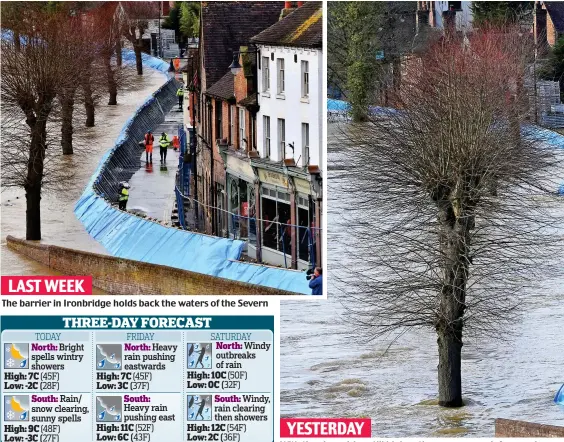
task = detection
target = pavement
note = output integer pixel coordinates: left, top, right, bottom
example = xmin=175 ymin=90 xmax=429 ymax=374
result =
xmin=126 ymin=106 xmax=184 ymax=221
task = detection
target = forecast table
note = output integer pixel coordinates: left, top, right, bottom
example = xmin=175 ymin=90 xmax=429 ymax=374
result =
xmin=0 ymin=316 xmax=274 ymax=442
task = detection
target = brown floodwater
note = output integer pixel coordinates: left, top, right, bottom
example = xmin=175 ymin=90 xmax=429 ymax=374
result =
xmin=1 ymin=67 xmax=167 ymax=288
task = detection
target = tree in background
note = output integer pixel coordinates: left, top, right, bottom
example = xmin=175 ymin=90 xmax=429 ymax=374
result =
xmin=328 ymin=2 xmax=382 ymax=122
xmin=540 ymin=36 xmax=564 ymax=101
xmin=471 ymin=1 xmax=533 ymax=27
xmin=334 ymin=27 xmax=561 ymax=407
xmin=328 ymin=2 xmax=418 ymax=121
xmin=121 ymin=1 xmax=159 ymax=75
xmin=179 ymin=2 xmax=200 ymax=39
xmin=1 ymin=6 xmax=78 ymax=239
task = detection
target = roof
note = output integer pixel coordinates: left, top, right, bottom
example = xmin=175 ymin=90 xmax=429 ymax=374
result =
xmin=238 ymin=93 xmax=257 ymax=108
xmin=251 ymin=2 xmax=322 ymax=48
xmin=545 ymin=2 xmax=564 ymax=33
xmin=205 ymin=71 xmax=234 ymax=100
xmin=201 ymin=1 xmax=284 ymax=87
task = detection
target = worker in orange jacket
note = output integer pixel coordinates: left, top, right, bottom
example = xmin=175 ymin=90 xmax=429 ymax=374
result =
xmin=144 ymin=131 xmax=154 ymax=163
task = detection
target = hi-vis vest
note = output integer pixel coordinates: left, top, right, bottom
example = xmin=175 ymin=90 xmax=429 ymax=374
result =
xmin=119 ymin=188 xmax=129 ymax=201
xmin=145 ymin=133 xmax=154 ymax=145
xmin=159 ymin=135 xmax=170 ymax=148
xmin=176 ymin=88 xmax=184 ymax=97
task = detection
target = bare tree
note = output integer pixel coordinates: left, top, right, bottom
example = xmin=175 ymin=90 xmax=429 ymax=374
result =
xmin=120 ymin=1 xmax=159 ymax=76
xmin=1 ymin=6 xmax=79 ymax=239
xmin=332 ymin=27 xmax=563 ymax=407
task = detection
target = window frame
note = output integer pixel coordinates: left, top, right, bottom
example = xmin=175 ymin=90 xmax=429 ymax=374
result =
xmin=277 ymin=57 xmax=285 ymax=95
xmin=262 ymin=56 xmax=270 ymax=93
xmin=301 ymin=122 xmax=310 ymax=166
xmin=263 ymin=115 xmax=271 ymax=158
xmin=239 ymin=107 xmax=245 ymax=150
xmin=278 ymin=118 xmax=285 ymax=160
xmin=301 ymin=60 xmax=309 ymax=98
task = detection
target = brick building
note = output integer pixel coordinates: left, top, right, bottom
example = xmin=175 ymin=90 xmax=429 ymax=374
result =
xmin=534 ymin=1 xmax=564 ymax=48
xmin=194 ymin=2 xmax=283 ymax=237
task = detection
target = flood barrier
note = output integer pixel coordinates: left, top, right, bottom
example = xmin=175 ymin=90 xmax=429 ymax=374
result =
xmin=74 ymin=50 xmax=311 ymax=295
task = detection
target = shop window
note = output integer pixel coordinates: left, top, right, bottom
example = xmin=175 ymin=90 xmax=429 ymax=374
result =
xmin=261 ymin=186 xmax=291 ymax=257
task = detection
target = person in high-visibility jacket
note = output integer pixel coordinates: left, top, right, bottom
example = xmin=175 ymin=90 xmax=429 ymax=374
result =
xmin=159 ymin=132 xmax=171 ymax=163
xmin=118 ymin=182 xmax=130 ymax=210
xmin=176 ymin=86 xmax=184 ymax=110
xmin=144 ymin=131 xmax=154 ymax=163
xmin=172 ymin=135 xmax=180 ymax=152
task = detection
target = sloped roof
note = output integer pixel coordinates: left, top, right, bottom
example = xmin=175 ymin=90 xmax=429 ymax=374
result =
xmin=201 ymin=1 xmax=284 ymax=87
xmin=251 ymin=2 xmax=322 ymax=48
xmin=206 ymin=71 xmax=234 ymax=100
xmin=545 ymin=2 xmax=564 ymax=33
xmin=238 ymin=93 xmax=257 ymax=108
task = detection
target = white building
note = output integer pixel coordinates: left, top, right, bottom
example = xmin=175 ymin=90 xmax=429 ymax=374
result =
xmin=417 ymin=1 xmax=473 ymax=33
xmin=250 ymin=1 xmax=323 ymax=270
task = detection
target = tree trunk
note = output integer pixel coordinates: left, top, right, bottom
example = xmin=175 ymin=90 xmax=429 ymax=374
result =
xmin=105 ymin=53 xmax=118 ymax=105
xmin=116 ymin=38 xmax=122 ymax=66
xmin=61 ymin=93 xmax=75 ymax=155
xmin=14 ymin=31 xmax=21 ymax=51
xmin=436 ymin=203 xmax=470 ymax=408
xmin=82 ymin=77 xmax=95 ymax=127
xmin=437 ymin=330 xmax=463 ymax=407
xmin=25 ymin=118 xmax=47 ymax=241
xmin=134 ymin=43 xmax=143 ymax=75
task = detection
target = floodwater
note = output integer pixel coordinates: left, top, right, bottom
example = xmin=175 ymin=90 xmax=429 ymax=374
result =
xmin=1 ymin=67 xmax=167 ymax=281
xmin=280 ymin=124 xmax=564 ymax=437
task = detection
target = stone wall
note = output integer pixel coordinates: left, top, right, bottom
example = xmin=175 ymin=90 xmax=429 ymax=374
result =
xmin=6 ymin=236 xmax=297 ymax=296
xmin=495 ymin=419 xmax=564 ymax=437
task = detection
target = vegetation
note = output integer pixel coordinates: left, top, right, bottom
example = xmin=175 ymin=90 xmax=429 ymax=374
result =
xmin=471 ymin=1 xmax=533 ymax=26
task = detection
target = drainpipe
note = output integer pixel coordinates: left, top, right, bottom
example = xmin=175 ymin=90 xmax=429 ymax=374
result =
xmin=255 ymin=180 xmax=262 ymax=262
xmin=290 ymin=189 xmax=297 ymax=269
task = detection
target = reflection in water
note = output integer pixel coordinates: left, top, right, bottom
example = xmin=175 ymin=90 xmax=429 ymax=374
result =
xmin=280 ymin=124 xmax=564 ymax=436
xmin=1 ymin=68 xmax=167 ymax=288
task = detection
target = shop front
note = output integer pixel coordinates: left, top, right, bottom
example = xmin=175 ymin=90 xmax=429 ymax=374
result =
xmin=225 ymin=155 xmax=257 ymax=254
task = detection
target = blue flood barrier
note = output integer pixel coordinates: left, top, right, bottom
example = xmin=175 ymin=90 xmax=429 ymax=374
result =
xmin=75 ymin=51 xmax=310 ymax=295
xmin=555 ymin=384 xmax=564 ymax=405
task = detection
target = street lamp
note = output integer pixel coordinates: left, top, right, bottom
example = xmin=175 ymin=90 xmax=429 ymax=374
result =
xmin=229 ymin=54 xmax=242 ymax=76
xmin=228 ymin=46 xmax=259 ymax=76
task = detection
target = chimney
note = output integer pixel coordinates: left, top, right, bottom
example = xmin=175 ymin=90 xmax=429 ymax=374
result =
xmin=281 ymin=1 xmax=296 ymax=20
xmin=442 ymin=9 xmax=456 ymax=37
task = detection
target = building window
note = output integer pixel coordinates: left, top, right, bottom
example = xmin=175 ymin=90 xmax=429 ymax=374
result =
xmin=261 ymin=185 xmax=291 ymax=257
xmin=278 ymin=118 xmax=285 ymax=160
xmin=215 ymin=102 xmax=222 ymax=140
xmin=263 ymin=116 xmax=271 ymax=158
xmin=448 ymin=1 xmax=462 ymax=10
xmin=301 ymin=123 xmax=309 ymax=166
xmin=297 ymin=194 xmax=312 ymax=263
xmin=239 ymin=107 xmax=245 ymax=150
xmin=277 ymin=58 xmax=285 ymax=94
xmin=230 ymin=105 xmax=236 ymax=146
xmin=301 ymin=60 xmax=309 ymax=98
xmin=262 ymin=56 xmax=270 ymax=92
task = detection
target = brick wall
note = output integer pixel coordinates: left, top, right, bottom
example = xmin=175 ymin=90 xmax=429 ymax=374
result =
xmin=547 ymin=13 xmax=557 ymax=46
xmin=495 ymin=419 xmax=564 ymax=437
xmin=7 ymin=236 xmax=298 ymax=295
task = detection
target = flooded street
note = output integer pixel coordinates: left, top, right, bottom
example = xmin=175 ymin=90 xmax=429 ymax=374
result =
xmin=1 ymin=67 xmax=167 ymax=277
xmin=280 ymin=124 xmax=564 ymax=436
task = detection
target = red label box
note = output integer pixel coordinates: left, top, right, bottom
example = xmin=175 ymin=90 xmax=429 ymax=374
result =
xmin=1 ymin=276 xmax=93 ymax=295
xmin=280 ymin=418 xmax=372 ymax=438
